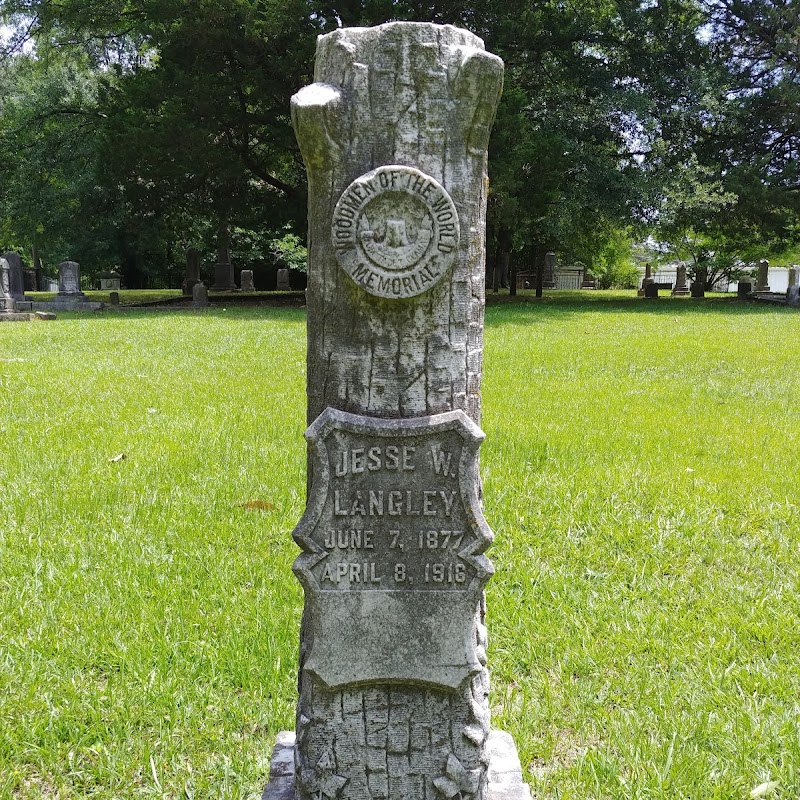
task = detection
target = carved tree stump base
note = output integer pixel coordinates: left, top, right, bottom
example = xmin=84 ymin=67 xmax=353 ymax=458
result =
xmin=262 ymin=730 xmax=531 ymax=800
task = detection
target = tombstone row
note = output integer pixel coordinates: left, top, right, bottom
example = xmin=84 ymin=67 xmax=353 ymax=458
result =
xmin=1 ymin=252 xmax=98 ymax=313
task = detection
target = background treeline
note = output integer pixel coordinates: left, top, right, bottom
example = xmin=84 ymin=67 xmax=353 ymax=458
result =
xmin=0 ymin=0 xmax=797 ymax=289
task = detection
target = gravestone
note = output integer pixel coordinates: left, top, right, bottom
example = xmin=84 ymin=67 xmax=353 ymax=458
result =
xmin=241 ymin=269 xmax=256 ymax=292
xmin=212 ymin=235 xmax=237 ymax=291
xmin=644 ymin=282 xmax=659 ymax=299
xmin=690 ymin=281 xmax=705 ymax=298
xmin=755 ymin=259 xmax=770 ymax=292
xmin=543 ymin=251 xmax=556 ymax=289
xmin=56 ymin=261 xmax=88 ymax=301
xmin=787 ymin=266 xmax=799 ymax=306
xmin=192 ymin=281 xmax=209 ymax=307
xmin=638 ymin=262 xmax=653 ymax=297
xmin=276 ymin=268 xmax=291 ymax=291
xmin=1 ymin=251 xmax=26 ymax=301
xmin=737 ymin=281 xmax=752 ymax=298
xmin=182 ymin=248 xmax=202 ymax=295
xmin=0 ymin=257 xmax=16 ymax=312
xmin=109 ymin=291 xmax=120 ymax=305
xmin=99 ymin=271 xmax=122 ymax=291
xmin=265 ymin=21 xmax=528 ymax=800
xmin=672 ymin=264 xmax=689 ymax=296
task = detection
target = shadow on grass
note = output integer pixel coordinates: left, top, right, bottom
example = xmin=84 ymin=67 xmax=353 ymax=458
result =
xmin=484 ymin=290 xmax=793 ymax=325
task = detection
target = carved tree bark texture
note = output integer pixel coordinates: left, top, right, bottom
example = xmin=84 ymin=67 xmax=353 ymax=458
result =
xmin=292 ymin=23 xmax=502 ymax=800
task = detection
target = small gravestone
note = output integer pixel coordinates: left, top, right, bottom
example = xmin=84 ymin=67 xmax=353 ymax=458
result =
xmin=738 ymin=281 xmax=752 ymax=298
xmin=672 ymin=264 xmax=689 ymax=295
xmin=644 ymin=282 xmax=659 ymax=298
xmin=56 ymin=261 xmax=88 ymax=301
xmin=109 ymin=291 xmax=120 ymax=305
xmin=690 ymin=281 xmax=705 ymax=298
xmin=99 ymin=271 xmax=122 ymax=291
xmin=787 ymin=266 xmax=799 ymax=306
xmin=182 ymin=248 xmax=202 ymax=296
xmin=240 ymin=269 xmax=256 ymax=292
xmin=543 ymin=251 xmax=556 ymax=289
xmin=755 ymin=259 xmax=770 ymax=292
xmin=265 ymin=21 xmax=528 ymax=800
xmin=192 ymin=281 xmax=209 ymax=307
xmin=1 ymin=251 xmax=26 ymax=301
xmin=276 ymin=268 xmax=291 ymax=291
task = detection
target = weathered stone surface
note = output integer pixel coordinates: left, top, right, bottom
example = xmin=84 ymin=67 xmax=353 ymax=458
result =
xmin=56 ymin=261 xmax=88 ymax=300
xmin=755 ymin=259 xmax=770 ymax=292
xmin=99 ymin=271 xmax=122 ymax=291
xmin=690 ymin=281 xmax=705 ymax=298
xmin=212 ymin=230 xmax=236 ymax=291
xmin=1 ymin=251 xmax=26 ymax=301
xmin=0 ymin=257 xmax=15 ymax=312
xmin=192 ymin=282 xmax=209 ymax=307
xmin=293 ymin=408 xmax=493 ymax=691
xmin=263 ymin=731 xmax=531 ymax=800
xmin=276 ymin=268 xmax=291 ymax=291
xmin=290 ymin=21 xmax=504 ymax=800
xmin=332 ymin=165 xmax=459 ymax=299
xmin=644 ymin=282 xmax=658 ymax=299
xmin=672 ymin=264 xmax=689 ymax=295
xmin=241 ymin=269 xmax=256 ymax=292
xmin=542 ymin=251 xmax=556 ymax=289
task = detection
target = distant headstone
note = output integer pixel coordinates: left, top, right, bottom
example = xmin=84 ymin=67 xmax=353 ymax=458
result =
xmin=543 ymin=251 xmax=556 ymax=289
xmin=99 ymin=271 xmax=122 ymax=291
xmin=1 ymin=251 xmax=26 ymax=301
xmin=240 ymin=269 xmax=255 ymax=292
xmin=638 ymin=263 xmax=653 ymax=296
xmin=644 ymin=282 xmax=659 ymax=298
xmin=109 ymin=291 xmax=120 ymax=305
xmin=212 ymin=235 xmax=236 ymax=291
xmin=23 ymin=269 xmax=37 ymax=292
xmin=672 ymin=264 xmax=690 ymax=295
xmin=755 ymin=259 xmax=770 ymax=292
xmin=0 ymin=257 xmax=16 ymax=312
xmin=192 ymin=281 xmax=209 ymax=307
xmin=276 ymin=268 xmax=291 ymax=291
xmin=269 ymin=20 xmax=529 ymax=800
xmin=737 ymin=281 xmax=752 ymax=298
xmin=690 ymin=281 xmax=705 ymax=298
xmin=787 ymin=266 xmax=799 ymax=306
xmin=182 ymin=248 xmax=202 ymax=296
xmin=56 ymin=261 xmax=88 ymax=301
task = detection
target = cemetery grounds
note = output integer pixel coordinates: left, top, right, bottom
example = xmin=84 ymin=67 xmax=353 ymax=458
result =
xmin=1 ymin=291 xmax=799 ymax=799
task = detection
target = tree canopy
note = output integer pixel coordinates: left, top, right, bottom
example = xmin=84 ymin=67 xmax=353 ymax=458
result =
xmin=0 ymin=0 xmax=796 ymax=287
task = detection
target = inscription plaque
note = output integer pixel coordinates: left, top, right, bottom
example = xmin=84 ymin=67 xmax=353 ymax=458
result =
xmin=293 ymin=407 xmax=493 ymax=691
xmin=332 ymin=165 xmax=460 ymax=300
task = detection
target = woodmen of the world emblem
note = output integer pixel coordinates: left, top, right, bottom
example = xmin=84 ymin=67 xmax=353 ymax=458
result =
xmin=332 ymin=165 xmax=460 ymax=300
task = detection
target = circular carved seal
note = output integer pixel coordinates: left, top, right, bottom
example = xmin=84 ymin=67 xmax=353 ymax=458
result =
xmin=332 ymin=166 xmax=460 ymax=300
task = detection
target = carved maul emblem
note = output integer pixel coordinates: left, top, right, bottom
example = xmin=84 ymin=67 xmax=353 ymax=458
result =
xmin=293 ymin=408 xmax=493 ymax=691
xmin=331 ymin=165 xmax=460 ymax=300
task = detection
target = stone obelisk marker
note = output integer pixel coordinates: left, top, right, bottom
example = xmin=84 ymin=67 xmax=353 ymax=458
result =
xmin=266 ymin=22 xmax=528 ymax=800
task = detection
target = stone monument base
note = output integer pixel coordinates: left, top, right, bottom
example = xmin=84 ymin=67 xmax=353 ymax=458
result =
xmin=0 ymin=311 xmax=33 ymax=322
xmin=32 ymin=300 xmax=103 ymax=312
xmin=262 ymin=730 xmax=531 ymax=800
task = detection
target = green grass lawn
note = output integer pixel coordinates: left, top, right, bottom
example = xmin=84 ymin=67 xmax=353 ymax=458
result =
xmin=1 ymin=292 xmax=799 ymax=798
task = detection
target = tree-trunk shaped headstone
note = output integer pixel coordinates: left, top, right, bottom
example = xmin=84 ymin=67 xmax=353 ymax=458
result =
xmin=286 ymin=22 xmax=520 ymax=800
